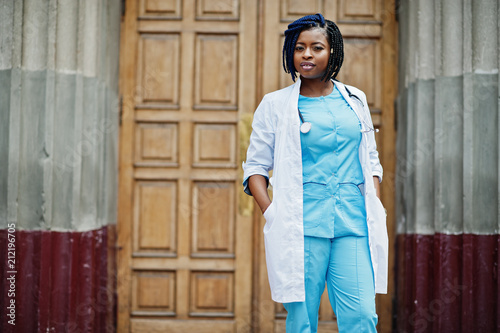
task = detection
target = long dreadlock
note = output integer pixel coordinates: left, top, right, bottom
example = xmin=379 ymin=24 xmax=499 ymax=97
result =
xmin=282 ymin=13 xmax=344 ymax=82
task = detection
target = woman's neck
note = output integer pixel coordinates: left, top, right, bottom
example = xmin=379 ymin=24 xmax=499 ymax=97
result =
xmin=299 ymin=77 xmax=333 ymax=97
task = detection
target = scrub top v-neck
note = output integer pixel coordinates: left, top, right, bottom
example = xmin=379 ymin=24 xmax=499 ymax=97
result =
xmin=299 ymin=84 xmax=367 ymax=238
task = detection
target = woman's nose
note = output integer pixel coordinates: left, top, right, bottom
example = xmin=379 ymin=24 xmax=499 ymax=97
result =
xmin=303 ymin=48 xmax=312 ymax=58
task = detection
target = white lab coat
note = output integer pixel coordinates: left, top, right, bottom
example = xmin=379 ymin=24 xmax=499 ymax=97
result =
xmin=243 ymin=78 xmax=388 ymax=303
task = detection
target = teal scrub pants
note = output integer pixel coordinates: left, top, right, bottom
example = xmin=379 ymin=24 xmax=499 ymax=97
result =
xmin=284 ymin=236 xmax=377 ymax=333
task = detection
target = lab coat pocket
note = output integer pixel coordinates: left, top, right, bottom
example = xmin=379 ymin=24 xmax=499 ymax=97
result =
xmin=367 ymin=194 xmax=387 ymax=243
xmin=370 ymin=194 xmax=387 ymax=220
xmin=366 ymin=191 xmax=388 ymax=294
xmin=263 ymin=201 xmax=276 ymax=234
xmin=366 ymin=193 xmax=386 ymax=234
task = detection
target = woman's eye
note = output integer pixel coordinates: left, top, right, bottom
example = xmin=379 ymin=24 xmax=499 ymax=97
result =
xmin=313 ymin=46 xmax=324 ymax=51
xmin=295 ymin=46 xmax=304 ymax=51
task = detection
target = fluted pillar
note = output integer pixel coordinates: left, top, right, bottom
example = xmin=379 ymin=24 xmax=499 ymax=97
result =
xmin=0 ymin=0 xmax=120 ymax=332
xmin=396 ymin=0 xmax=499 ymax=331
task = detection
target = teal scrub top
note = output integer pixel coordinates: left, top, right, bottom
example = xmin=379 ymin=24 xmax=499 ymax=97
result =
xmin=299 ymin=84 xmax=367 ymax=238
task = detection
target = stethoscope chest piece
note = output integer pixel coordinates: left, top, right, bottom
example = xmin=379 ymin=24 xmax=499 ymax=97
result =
xmin=298 ymin=108 xmax=311 ymax=134
xmin=300 ymin=122 xmax=311 ymax=134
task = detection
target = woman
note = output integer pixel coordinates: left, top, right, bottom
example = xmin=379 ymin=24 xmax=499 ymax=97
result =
xmin=242 ymin=13 xmax=388 ymax=332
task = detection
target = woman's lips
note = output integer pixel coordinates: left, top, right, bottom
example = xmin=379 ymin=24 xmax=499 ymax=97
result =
xmin=300 ymin=62 xmax=315 ymax=70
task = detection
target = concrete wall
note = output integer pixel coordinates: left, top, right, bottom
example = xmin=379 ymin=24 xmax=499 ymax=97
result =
xmin=0 ymin=0 xmax=120 ymax=232
xmin=396 ymin=0 xmax=499 ymax=331
xmin=0 ymin=0 xmax=121 ymax=331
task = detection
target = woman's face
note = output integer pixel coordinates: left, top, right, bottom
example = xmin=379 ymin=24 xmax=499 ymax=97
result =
xmin=293 ymin=28 xmax=330 ymax=80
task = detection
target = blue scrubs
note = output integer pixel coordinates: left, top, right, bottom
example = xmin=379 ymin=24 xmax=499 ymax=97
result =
xmin=283 ymin=85 xmax=377 ymax=332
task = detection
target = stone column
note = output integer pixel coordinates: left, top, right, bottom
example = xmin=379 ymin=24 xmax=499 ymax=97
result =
xmin=0 ymin=0 xmax=120 ymax=331
xmin=396 ymin=0 xmax=499 ymax=331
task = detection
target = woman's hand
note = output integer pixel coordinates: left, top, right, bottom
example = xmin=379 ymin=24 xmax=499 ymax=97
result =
xmin=248 ymin=175 xmax=272 ymax=214
xmin=373 ymin=176 xmax=381 ymax=200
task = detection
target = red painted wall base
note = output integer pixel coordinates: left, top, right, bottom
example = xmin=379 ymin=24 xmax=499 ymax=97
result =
xmin=0 ymin=226 xmax=116 ymax=333
xmin=396 ymin=233 xmax=500 ymax=333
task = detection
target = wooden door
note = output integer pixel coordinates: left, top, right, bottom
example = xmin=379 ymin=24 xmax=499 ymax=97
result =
xmin=254 ymin=1 xmax=397 ymax=332
xmin=117 ymin=0 xmax=258 ymax=332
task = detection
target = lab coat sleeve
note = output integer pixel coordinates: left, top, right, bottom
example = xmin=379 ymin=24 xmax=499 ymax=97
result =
xmin=242 ymin=95 xmax=276 ymax=196
xmin=360 ymin=91 xmax=383 ymax=182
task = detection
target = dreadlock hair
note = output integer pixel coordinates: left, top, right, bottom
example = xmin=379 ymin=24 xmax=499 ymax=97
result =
xmin=282 ymin=13 xmax=344 ymax=82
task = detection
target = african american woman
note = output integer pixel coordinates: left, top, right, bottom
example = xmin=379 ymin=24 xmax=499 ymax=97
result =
xmin=242 ymin=13 xmax=388 ymax=333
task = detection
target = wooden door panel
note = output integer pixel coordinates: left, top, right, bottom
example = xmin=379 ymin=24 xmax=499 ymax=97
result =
xmin=135 ymin=122 xmax=179 ymax=166
xmin=193 ymin=123 xmax=237 ymax=167
xmin=131 ymin=270 xmax=176 ymax=316
xmin=136 ymin=33 xmax=181 ymax=108
xmin=133 ymin=181 xmax=177 ymax=254
xmin=192 ymin=181 xmax=235 ymax=256
xmin=134 ymin=181 xmax=177 ymax=255
xmin=196 ymin=0 xmax=239 ymax=20
xmin=339 ymin=39 xmax=381 ymax=108
xmin=339 ymin=0 xmax=380 ymax=20
xmin=194 ymin=34 xmax=238 ymax=109
xmin=190 ymin=271 xmax=235 ymax=315
xmin=281 ymin=0 xmax=324 ymax=21
xmin=131 ymin=319 xmax=236 ymax=332
xmin=139 ymin=0 xmax=182 ymax=18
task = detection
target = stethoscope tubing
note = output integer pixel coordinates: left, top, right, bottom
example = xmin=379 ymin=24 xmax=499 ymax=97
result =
xmin=297 ymin=87 xmax=378 ymax=134
xmin=344 ymin=86 xmax=379 ymax=133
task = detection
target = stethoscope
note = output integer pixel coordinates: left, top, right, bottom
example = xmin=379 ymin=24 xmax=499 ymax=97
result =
xmin=298 ymin=108 xmax=312 ymax=133
xmin=297 ymin=86 xmax=379 ymax=134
